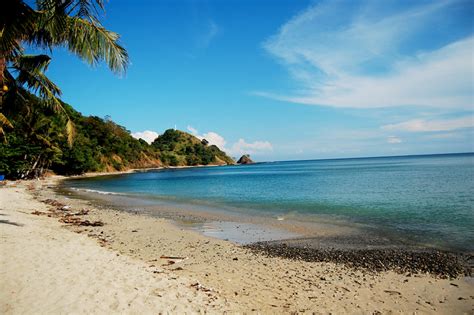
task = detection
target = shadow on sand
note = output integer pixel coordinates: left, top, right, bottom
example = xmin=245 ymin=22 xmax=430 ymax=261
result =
xmin=0 ymin=219 xmax=24 ymax=227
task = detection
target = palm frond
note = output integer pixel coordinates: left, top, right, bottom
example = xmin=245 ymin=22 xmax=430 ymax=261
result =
xmin=73 ymin=0 xmax=104 ymax=20
xmin=13 ymin=54 xmax=62 ymax=107
xmin=0 ymin=1 xmax=36 ymax=58
xmin=66 ymin=118 xmax=75 ymax=147
xmin=0 ymin=112 xmax=13 ymax=128
xmin=14 ymin=65 xmax=62 ymax=111
xmin=37 ymin=0 xmax=104 ymax=19
xmin=65 ymin=17 xmax=129 ymax=74
xmin=32 ymin=1 xmax=69 ymax=49
xmin=0 ymin=126 xmax=5 ymax=143
xmin=0 ymin=113 xmax=12 ymax=143
xmin=14 ymin=54 xmax=52 ymax=73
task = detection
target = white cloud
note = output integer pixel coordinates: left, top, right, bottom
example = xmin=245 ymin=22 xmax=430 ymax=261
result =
xmin=229 ymin=139 xmax=273 ymax=156
xmin=187 ymin=125 xmax=199 ymax=135
xmin=186 ymin=125 xmax=272 ymax=156
xmin=382 ymin=116 xmax=474 ymax=132
xmin=260 ymin=1 xmax=474 ymax=109
xmin=187 ymin=125 xmax=226 ymax=148
xmin=131 ymin=130 xmax=159 ymax=144
xmin=201 ymin=131 xmax=227 ymax=149
xmin=387 ymin=136 xmax=402 ymax=144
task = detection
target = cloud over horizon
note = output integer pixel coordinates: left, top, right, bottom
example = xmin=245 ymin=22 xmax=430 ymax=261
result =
xmin=187 ymin=125 xmax=273 ymax=157
xmin=387 ymin=136 xmax=402 ymax=144
xmin=382 ymin=116 xmax=473 ymax=132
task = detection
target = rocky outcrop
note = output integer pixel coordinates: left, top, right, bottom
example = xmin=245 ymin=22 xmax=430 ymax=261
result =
xmin=237 ymin=154 xmax=254 ymax=164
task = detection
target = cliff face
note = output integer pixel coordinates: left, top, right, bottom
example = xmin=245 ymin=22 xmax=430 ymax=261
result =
xmin=237 ymin=154 xmax=254 ymax=164
xmin=151 ymin=129 xmax=234 ymax=166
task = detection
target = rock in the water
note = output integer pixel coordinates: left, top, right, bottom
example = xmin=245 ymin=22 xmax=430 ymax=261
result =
xmin=237 ymin=154 xmax=254 ymax=164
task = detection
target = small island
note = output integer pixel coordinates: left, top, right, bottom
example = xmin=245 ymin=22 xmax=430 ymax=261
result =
xmin=237 ymin=154 xmax=254 ymax=164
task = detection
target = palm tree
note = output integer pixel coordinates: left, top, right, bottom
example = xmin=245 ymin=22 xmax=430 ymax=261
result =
xmin=0 ymin=0 xmax=129 ymax=143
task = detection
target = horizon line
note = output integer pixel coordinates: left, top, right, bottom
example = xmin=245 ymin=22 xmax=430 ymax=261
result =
xmin=258 ymin=151 xmax=474 ymax=164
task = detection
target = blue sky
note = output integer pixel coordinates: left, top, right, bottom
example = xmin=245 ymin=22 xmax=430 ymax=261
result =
xmin=42 ymin=0 xmax=473 ymax=161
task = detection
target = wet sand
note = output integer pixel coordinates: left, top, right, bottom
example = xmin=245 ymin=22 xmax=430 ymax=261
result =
xmin=60 ymin=183 xmax=381 ymax=244
xmin=1 ymin=177 xmax=473 ymax=313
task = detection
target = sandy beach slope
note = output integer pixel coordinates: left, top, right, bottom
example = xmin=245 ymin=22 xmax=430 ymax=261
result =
xmin=1 ymin=178 xmax=473 ymax=314
xmin=0 ymin=183 xmax=228 ymax=313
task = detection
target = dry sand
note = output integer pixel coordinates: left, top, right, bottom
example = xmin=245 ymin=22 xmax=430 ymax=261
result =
xmin=1 ymin=178 xmax=473 ymax=314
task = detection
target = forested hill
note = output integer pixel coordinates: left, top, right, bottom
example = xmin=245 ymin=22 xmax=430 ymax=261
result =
xmin=0 ymin=101 xmax=234 ymax=179
xmin=152 ymin=129 xmax=235 ymax=166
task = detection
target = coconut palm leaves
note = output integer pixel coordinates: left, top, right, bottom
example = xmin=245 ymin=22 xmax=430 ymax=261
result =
xmin=13 ymin=54 xmax=62 ymax=109
xmin=0 ymin=0 xmax=128 ymax=143
xmin=65 ymin=17 xmax=128 ymax=74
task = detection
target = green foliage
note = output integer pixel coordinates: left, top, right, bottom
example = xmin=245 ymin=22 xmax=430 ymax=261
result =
xmin=1 ymin=0 xmax=129 ymax=142
xmin=0 ymin=108 xmax=234 ymax=179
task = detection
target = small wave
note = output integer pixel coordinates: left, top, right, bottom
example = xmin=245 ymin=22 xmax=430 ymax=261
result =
xmin=70 ymin=188 xmax=123 ymax=195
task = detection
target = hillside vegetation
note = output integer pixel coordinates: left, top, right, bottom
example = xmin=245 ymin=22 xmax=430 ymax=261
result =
xmin=0 ymin=99 xmax=234 ymax=179
xmin=152 ymin=129 xmax=234 ymax=166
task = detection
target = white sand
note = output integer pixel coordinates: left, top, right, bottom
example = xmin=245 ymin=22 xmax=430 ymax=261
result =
xmin=0 ymin=186 xmax=228 ymax=313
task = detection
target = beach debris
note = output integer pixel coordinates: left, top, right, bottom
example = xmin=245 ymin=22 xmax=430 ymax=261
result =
xmin=97 ymin=237 xmax=108 ymax=247
xmin=384 ymin=290 xmax=402 ymax=296
xmin=59 ymin=216 xmax=104 ymax=227
xmin=340 ymin=286 xmax=351 ymax=292
xmin=31 ymin=210 xmax=47 ymax=216
xmin=60 ymin=205 xmax=71 ymax=211
xmin=160 ymin=255 xmax=187 ymax=260
xmin=80 ymin=220 xmax=104 ymax=227
xmin=190 ymin=282 xmax=213 ymax=292
xmin=59 ymin=216 xmax=81 ymax=224
xmin=42 ymin=199 xmax=66 ymax=207
xmin=73 ymin=209 xmax=89 ymax=216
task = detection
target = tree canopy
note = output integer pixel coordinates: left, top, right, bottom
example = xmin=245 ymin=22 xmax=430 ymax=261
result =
xmin=0 ymin=0 xmax=129 ymax=141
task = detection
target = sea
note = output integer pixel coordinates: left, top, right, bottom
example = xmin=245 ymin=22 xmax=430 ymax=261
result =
xmin=63 ymin=153 xmax=474 ymax=252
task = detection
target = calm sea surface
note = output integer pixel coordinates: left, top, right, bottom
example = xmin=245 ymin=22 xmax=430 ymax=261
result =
xmin=65 ymin=153 xmax=474 ymax=252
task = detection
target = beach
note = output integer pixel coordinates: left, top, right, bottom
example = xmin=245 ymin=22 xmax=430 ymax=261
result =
xmin=1 ymin=177 xmax=473 ymax=314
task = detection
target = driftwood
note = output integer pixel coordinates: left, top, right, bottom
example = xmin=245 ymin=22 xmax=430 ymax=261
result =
xmin=160 ymin=256 xmax=187 ymax=260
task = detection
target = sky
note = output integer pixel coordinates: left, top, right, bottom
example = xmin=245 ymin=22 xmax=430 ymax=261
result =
xmin=41 ymin=0 xmax=473 ymax=161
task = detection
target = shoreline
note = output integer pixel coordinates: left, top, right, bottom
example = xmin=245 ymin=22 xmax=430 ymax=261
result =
xmin=1 ymin=178 xmax=473 ymax=313
xmin=61 ymin=170 xmax=473 ymax=255
xmin=74 ymin=163 xmax=231 ymax=179
xmin=62 ymin=180 xmax=474 ymax=277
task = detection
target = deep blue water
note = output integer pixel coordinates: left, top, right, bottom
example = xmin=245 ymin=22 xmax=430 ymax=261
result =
xmin=66 ymin=153 xmax=474 ymax=252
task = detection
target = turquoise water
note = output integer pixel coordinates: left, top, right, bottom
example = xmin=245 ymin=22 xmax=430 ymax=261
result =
xmin=66 ymin=153 xmax=474 ymax=252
